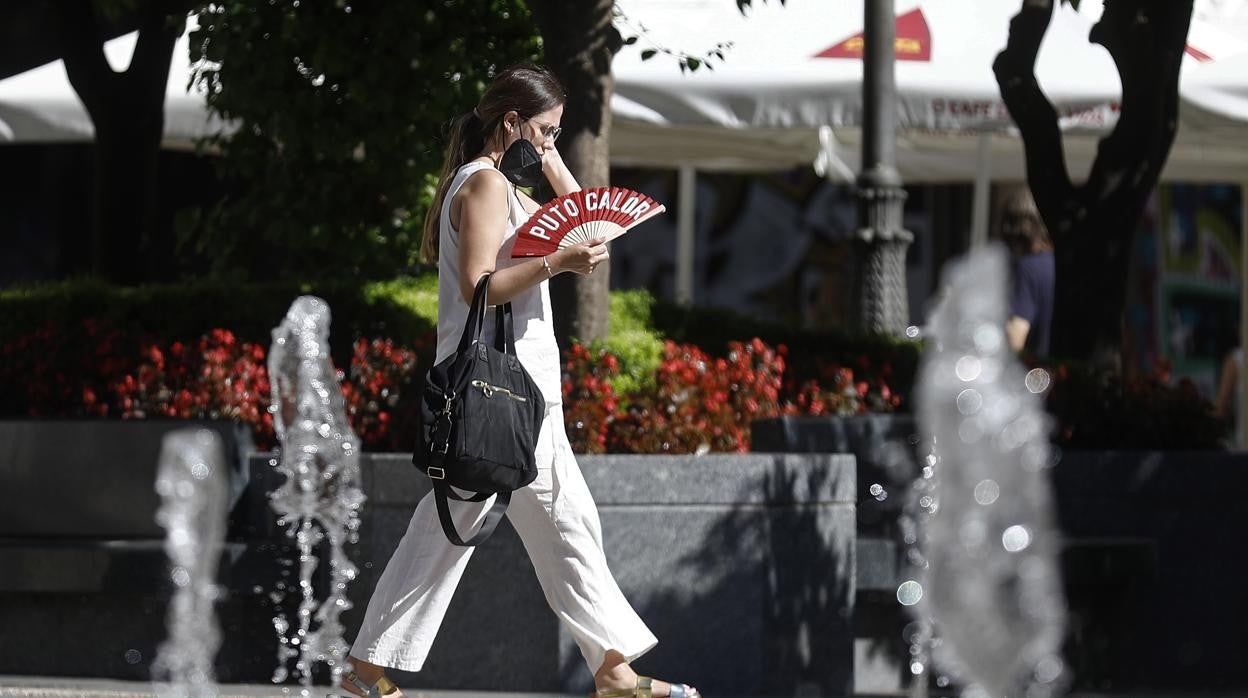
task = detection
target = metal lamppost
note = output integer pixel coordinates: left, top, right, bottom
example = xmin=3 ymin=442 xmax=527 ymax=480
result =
xmin=853 ymin=0 xmax=913 ymax=336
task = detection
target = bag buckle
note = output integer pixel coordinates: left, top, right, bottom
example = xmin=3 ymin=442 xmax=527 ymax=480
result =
xmin=427 ymin=466 xmax=446 ymax=480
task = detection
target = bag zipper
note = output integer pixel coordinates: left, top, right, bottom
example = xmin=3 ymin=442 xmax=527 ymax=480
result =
xmin=470 ymin=379 xmax=528 ymax=402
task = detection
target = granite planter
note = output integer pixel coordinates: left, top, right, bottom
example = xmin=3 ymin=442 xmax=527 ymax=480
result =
xmin=0 ymin=418 xmax=287 ymax=683
xmin=2 ymin=418 xmax=856 ymax=695
xmin=753 ymin=414 xmax=1248 ymax=694
xmin=342 ymin=452 xmax=858 ymax=697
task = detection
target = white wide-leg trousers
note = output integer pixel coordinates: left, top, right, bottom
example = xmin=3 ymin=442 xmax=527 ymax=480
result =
xmin=350 ymin=404 xmax=657 ymax=674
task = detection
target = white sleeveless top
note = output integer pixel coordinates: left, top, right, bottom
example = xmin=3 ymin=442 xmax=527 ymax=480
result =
xmin=436 ymin=161 xmax=562 ymax=407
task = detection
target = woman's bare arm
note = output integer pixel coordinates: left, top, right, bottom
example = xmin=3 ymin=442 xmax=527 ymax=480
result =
xmin=454 ymin=168 xmax=606 ymax=306
xmin=541 ymin=146 xmax=580 ymax=197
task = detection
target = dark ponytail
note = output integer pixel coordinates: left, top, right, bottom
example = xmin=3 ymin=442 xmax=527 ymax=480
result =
xmin=421 ymin=110 xmax=486 ymax=263
xmin=419 ymin=64 xmax=565 ymax=264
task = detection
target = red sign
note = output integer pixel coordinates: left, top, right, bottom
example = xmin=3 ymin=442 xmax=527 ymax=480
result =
xmin=815 ymin=7 xmax=932 ymax=62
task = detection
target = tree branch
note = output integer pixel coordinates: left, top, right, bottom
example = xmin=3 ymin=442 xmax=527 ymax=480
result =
xmin=126 ymin=2 xmax=182 ymax=112
xmin=1084 ymin=1 xmax=1191 ymax=211
xmin=57 ymin=0 xmax=114 ymax=115
xmin=129 ymin=3 xmax=182 ymax=85
xmin=993 ymin=0 xmax=1074 ymax=233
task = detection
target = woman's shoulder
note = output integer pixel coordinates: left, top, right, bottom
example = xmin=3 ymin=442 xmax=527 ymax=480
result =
xmin=456 ymin=161 xmax=509 ymax=196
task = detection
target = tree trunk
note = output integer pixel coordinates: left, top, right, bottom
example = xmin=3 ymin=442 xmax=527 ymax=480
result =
xmin=529 ymin=0 xmax=621 ymax=345
xmin=58 ymin=0 xmax=182 ymax=284
xmin=994 ymin=0 xmax=1191 ymax=364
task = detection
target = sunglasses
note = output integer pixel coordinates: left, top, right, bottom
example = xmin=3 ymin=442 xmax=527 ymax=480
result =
xmin=524 ymin=117 xmax=562 ymax=143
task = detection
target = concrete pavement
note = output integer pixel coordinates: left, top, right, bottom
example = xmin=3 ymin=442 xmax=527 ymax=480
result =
xmin=0 ymin=676 xmax=570 ymax=698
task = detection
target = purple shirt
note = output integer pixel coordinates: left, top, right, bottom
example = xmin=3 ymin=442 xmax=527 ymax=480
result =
xmin=1010 ymin=251 xmax=1055 ymax=357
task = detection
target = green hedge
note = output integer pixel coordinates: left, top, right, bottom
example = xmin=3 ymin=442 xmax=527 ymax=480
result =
xmin=0 ymin=276 xmax=439 ymax=364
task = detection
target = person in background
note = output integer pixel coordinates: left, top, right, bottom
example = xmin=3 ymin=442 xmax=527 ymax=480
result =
xmin=999 ymin=187 xmax=1055 ymax=358
xmin=1214 ymin=345 xmax=1242 ymax=446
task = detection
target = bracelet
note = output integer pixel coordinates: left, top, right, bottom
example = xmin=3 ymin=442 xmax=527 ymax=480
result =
xmin=541 ymin=256 xmax=554 ymax=278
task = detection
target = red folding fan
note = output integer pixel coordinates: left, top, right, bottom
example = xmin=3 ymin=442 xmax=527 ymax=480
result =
xmin=511 ymin=186 xmax=666 ymax=258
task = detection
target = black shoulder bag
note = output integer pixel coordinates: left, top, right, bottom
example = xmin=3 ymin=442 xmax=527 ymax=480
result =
xmin=412 ymin=274 xmax=545 ymax=546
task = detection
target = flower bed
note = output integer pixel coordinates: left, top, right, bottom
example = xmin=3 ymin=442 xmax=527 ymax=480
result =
xmin=1 ymin=280 xmax=1222 ymax=452
xmin=0 ymin=319 xmax=898 ymax=453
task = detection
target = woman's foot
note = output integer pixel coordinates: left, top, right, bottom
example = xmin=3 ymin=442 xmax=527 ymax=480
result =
xmin=593 ymin=650 xmax=699 ymax=698
xmin=338 ymin=656 xmax=403 ymax=697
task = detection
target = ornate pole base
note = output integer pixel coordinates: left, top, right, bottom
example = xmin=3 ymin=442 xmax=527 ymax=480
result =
xmin=852 ymin=183 xmax=914 ymax=336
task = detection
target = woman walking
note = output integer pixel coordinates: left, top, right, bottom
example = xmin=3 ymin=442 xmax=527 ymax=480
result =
xmin=337 ymin=64 xmax=699 ymax=698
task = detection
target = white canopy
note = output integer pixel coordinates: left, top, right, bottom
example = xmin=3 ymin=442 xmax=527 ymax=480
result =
xmin=1 ymin=3 xmax=1246 ymax=183
xmin=0 ymin=20 xmax=222 ymax=150
xmin=609 ymin=0 xmax=1248 ymax=183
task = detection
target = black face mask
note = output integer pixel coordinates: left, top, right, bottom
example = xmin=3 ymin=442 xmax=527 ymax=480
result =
xmin=499 ymin=137 xmax=543 ymax=188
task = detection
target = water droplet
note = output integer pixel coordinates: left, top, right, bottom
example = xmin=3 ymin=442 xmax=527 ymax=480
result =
xmin=1000 ymin=415 xmax=1036 ymax=451
xmin=960 ymin=519 xmax=987 ymax=548
xmin=171 ymin=566 xmax=191 ymax=587
xmin=1003 ymin=524 xmax=1033 ymax=552
xmin=905 ymin=325 xmax=921 ymax=338
xmin=955 ymin=355 xmax=982 ymax=381
xmin=896 ymin=580 xmax=923 ymax=606
xmin=910 ymin=661 xmax=925 ymax=675
xmin=869 ymin=483 xmax=884 ymax=496
xmin=1025 ymin=367 xmax=1052 ymax=393
xmin=973 ymin=323 xmax=1002 ymax=353
xmin=191 ymin=461 xmax=210 ymax=480
xmin=956 ymin=388 xmax=983 ymax=415
xmin=973 ymin=478 xmax=1000 ymax=505
xmin=901 ymin=621 xmax=925 ymax=643
xmin=124 ymin=649 xmax=142 ymax=664
xmin=1021 ymin=444 xmax=1048 ymax=471
xmin=1036 ymin=654 xmax=1064 ymax=683
xmin=958 ymin=418 xmax=984 ymax=443
xmin=936 ymin=676 xmax=950 ymax=687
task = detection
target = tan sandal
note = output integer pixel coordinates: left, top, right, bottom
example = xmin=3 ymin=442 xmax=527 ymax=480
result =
xmin=328 ymin=669 xmax=400 ymax=697
xmin=593 ymin=676 xmax=701 ymax=698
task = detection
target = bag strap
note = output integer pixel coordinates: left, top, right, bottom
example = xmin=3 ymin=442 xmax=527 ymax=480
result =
xmin=455 ymin=274 xmax=493 ymax=356
xmin=432 ymin=481 xmax=510 ymax=547
xmin=493 ymin=303 xmax=518 ymax=356
xmin=459 ymin=274 xmax=518 ymax=358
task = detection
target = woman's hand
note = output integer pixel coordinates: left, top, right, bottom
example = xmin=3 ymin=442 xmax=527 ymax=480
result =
xmin=540 ymin=145 xmax=580 ymax=197
xmin=551 ymin=238 xmax=609 ymax=275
